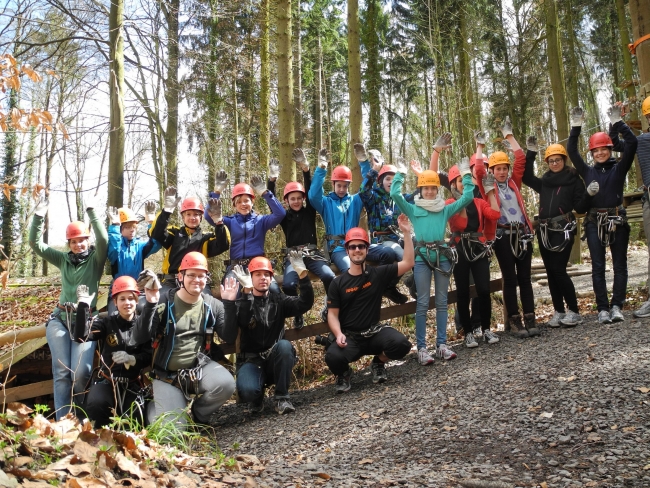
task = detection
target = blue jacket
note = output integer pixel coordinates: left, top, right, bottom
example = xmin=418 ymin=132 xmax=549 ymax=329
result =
xmin=108 ymin=224 xmax=161 ymax=279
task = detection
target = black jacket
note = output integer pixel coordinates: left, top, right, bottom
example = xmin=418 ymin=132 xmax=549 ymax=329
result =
xmin=74 ymin=302 xmax=155 ymax=380
xmin=223 ymin=276 xmax=314 ymax=353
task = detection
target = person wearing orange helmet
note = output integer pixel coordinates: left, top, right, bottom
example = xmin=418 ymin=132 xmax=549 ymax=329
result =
xmin=324 ymin=218 xmax=414 ymax=393
xmin=267 ymin=148 xmax=336 ymax=329
xmin=148 ymin=186 xmax=230 ymax=296
xmin=131 ymin=252 xmax=237 ymax=430
xmin=106 ymin=204 xmax=162 ymax=315
xmin=567 ymin=104 xmax=637 ymax=324
xmin=221 ymin=254 xmax=313 ymax=414
xmin=29 ymin=194 xmax=108 ymax=420
xmin=73 ymin=274 xmax=159 ymax=428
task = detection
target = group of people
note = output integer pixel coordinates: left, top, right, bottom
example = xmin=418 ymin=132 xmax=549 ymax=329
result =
xmin=29 ymin=96 xmax=649 ymax=429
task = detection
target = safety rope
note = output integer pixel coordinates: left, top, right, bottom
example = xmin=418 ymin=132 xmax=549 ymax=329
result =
xmin=414 ymin=239 xmax=458 ymax=277
xmin=538 ymin=215 xmax=577 ymax=253
xmin=503 ymin=222 xmax=534 ymax=259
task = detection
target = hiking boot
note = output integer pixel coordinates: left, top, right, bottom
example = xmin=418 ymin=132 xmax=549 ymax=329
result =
xmin=610 ymin=305 xmax=624 ymax=323
xmin=509 ymin=315 xmax=529 ymax=338
xmin=524 ymin=313 xmax=540 ymax=336
xmin=404 ymin=272 xmax=417 ymax=299
xmin=483 ymin=329 xmax=500 ymax=344
xmin=560 ymin=310 xmax=581 ymax=328
xmin=598 ymin=310 xmax=612 ymax=324
xmin=547 ymin=311 xmax=565 ymax=328
xmin=633 ymin=300 xmax=650 ymax=318
xmin=249 ymin=400 xmax=265 ymax=413
xmin=275 ymin=399 xmax=295 ymax=415
xmin=320 ymin=307 xmax=328 ymax=323
xmin=418 ymin=348 xmax=435 ymax=365
xmin=371 ymin=361 xmax=388 ymax=383
xmin=293 ymin=315 xmax=304 ymax=330
xmin=472 ymin=327 xmax=483 ymax=338
xmin=336 ymin=369 xmax=352 ymax=394
xmin=464 ymin=332 xmax=479 ymax=348
xmin=435 ymin=343 xmax=457 ymax=360
xmin=383 ymin=286 xmax=408 ymax=304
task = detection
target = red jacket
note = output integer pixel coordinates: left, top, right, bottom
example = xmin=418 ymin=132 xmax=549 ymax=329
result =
xmin=475 ymin=148 xmax=533 ymax=234
xmin=445 ymin=198 xmax=501 ymax=242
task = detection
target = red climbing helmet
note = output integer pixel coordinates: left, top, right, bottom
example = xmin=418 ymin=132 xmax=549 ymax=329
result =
xmin=447 ymin=165 xmax=461 ymax=184
xmin=377 ymin=165 xmax=397 ymax=182
xmin=179 ymin=252 xmax=209 ymax=272
xmin=112 ymin=276 xmax=140 ymax=297
xmin=331 ymin=166 xmax=353 ymax=182
xmin=248 ymin=256 xmax=273 ymax=275
xmin=180 ymin=196 xmax=204 ymax=213
xmin=66 ymin=221 xmax=90 ymax=240
xmin=344 ymin=227 xmax=370 ymax=246
xmin=283 ymin=181 xmax=306 ymax=199
xmin=469 ymin=153 xmax=488 ymax=168
xmin=588 ymin=132 xmax=614 ymax=151
xmin=232 ymin=183 xmax=254 ymax=200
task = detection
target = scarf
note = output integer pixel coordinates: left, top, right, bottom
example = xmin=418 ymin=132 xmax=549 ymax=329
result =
xmin=414 ymin=194 xmax=446 ymax=213
xmin=68 ymin=247 xmax=92 ymax=267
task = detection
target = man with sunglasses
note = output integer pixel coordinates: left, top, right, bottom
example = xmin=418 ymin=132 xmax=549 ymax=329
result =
xmin=324 ymin=215 xmax=415 ymax=393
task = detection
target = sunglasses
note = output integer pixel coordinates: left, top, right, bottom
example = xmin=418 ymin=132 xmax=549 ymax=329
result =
xmin=346 ymin=244 xmax=368 ymax=251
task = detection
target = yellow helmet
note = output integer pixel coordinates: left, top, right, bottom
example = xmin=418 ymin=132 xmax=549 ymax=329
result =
xmin=417 ymin=170 xmax=440 ymax=188
xmin=488 ymin=151 xmax=510 ymax=168
xmin=544 ymin=144 xmax=568 ymax=162
xmin=118 ymin=207 xmax=138 ymax=224
xmin=642 ymin=96 xmax=650 ymax=117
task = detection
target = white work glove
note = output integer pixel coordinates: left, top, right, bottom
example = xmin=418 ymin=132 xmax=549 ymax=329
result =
xmin=269 ymin=158 xmax=280 ymax=179
xmin=214 ymin=170 xmax=228 ymax=193
xmin=250 ymin=175 xmax=266 ymax=196
xmin=526 ymin=136 xmax=538 ymax=152
xmin=608 ymin=104 xmax=622 ymax=125
xmin=434 ymin=132 xmax=452 ymax=152
xmin=318 ymin=148 xmax=329 ymax=169
xmin=587 ymin=181 xmax=599 ymax=197
xmin=368 ymin=149 xmax=384 ymax=167
xmin=292 ymin=148 xmax=309 ymax=172
xmin=163 ymin=186 xmax=181 ymax=212
xmin=76 ymin=285 xmax=96 ymax=307
xmin=482 ymin=173 xmax=496 ymax=194
xmin=289 ymin=250 xmax=308 ymax=279
xmin=394 ymin=158 xmax=408 ymax=174
xmin=501 ymin=116 xmax=514 ymax=139
xmin=112 ymin=351 xmax=136 ymax=369
xmin=144 ymin=200 xmax=157 ymax=223
xmin=107 ymin=206 xmax=121 ymax=225
xmin=34 ymin=195 xmax=49 ymax=217
xmin=207 ymin=198 xmax=222 ymax=223
xmin=570 ymin=107 xmax=585 ymax=128
xmin=459 ymin=157 xmax=471 ymax=177
xmin=473 ymin=130 xmax=487 ymax=146
xmin=502 ymin=139 xmax=513 ymax=154
xmin=137 ymin=269 xmax=161 ymax=291
xmin=232 ymin=265 xmax=253 ymax=290
xmin=353 ymin=143 xmax=367 ymax=162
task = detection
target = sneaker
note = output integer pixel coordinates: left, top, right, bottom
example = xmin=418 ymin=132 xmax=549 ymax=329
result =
xmin=371 ymin=361 xmax=388 ymax=383
xmin=610 ymin=305 xmax=624 ymax=323
xmin=320 ymin=307 xmax=328 ymax=323
xmin=598 ymin=310 xmax=612 ymax=324
xmin=559 ymin=310 xmax=581 ymax=328
xmin=435 ymin=343 xmax=457 ymax=361
xmin=418 ymin=348 xmax=435 ymax=365
xmin=249 ymin=400 xmax=265 ymax=413
xmin=633 ymin=300 xmax=650 ymax=318
xmin=472 ymin=327 xmax=483 ymax=338
xmin=483 ymin=329 xmax=500 ymax=344
xmin=383 ymin=286 xmax=408 ymax=304
xmin=464 ymin=332 xmax=478 ymax=348
xmin=275 ymin=399 xmax=295 ymax=415
xmin=335 ymin=369 xmax=352 ymax=394
xmin=547 ymin=311 xmax=565 ymax=328
xmin=293 ymin=315 xmax=304 ymax=330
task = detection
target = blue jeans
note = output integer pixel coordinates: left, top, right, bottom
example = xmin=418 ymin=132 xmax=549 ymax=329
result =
xmin=584 ymin=221 xmax=629 ymax=311
xmin=379 ymin=240 xmax=404 ymax=260
xmin=283 ymin=256 xmax=335 ymax=295
xmin=330 ymin=244 xmax=396 ymax=273
xmin=236 ymin=340 xmax=296 ymax=403
xmin=414 ymin=259 xmax=451 ymax=350
xmin=46 ymin=314 xmax=96 ymax=420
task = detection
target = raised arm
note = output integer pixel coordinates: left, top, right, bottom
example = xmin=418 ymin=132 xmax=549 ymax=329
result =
xmin=28 ymin=197 xmax=65 ymax=268
xmin=428 ymin=132 xmax=452 ymax=171
xmin=567 ymin=107 xmax=588 ymax=177
xmin=396 ymin=214 xmax=414 ymax=277
xmin=522 ymin=136 xmax=542 ymax=194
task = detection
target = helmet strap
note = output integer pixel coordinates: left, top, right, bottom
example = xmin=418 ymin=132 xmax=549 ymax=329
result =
xmin=179 ymin=271 xmax=202 ymax=297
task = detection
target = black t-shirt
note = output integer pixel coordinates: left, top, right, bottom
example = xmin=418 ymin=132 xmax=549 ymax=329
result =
xmin=327 ymin=264 xmax=398 ymax=332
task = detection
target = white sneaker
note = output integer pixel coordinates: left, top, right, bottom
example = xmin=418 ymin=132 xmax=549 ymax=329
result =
xmin=435 ymin=344 xmax=457 ymax=361
xmin=547 ymin=311 xmax=565 ymax=328
xmin=483 ymin=329 xmax=500 ymax=344
xmin=418 ymin=348 xmax=435 ymax=365
xmin=633 ymin=300 xmax=650 ymax=318
xmin=465 ymin=332 xmax=479 ymax=348
xmin=472 ymin=327 xmax=483 ymax=337
xmin=560 ymin=310 xmax=581 ymax=328
xmin=598 ymin=310 xmax=612 ymax=324
xmin=610 ymin=305 xmax=624 ymax=323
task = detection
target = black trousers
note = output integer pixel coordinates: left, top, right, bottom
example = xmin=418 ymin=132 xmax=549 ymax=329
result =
xmin=453 ymin=252 xmax=492 ymax=334
xmin=493 ymin=235 xmax=534 ymax=317
xmin=537 ymin=232 xmax=578 ymax=313
xmin=85 ymin=380 xmax=142 ymax=429
xmin=325 ymin=327 xmax=411 ymax=376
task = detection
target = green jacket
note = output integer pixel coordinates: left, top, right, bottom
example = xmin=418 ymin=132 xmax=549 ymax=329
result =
xmin=29 ymin=208 xmax=108 ymax=313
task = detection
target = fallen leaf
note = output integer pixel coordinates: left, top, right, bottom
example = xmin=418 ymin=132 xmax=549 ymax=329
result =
xmin=622 ymin=426 xmax=636 ymax=432
xmin=637 ymin=387 xmax=650 ymax=393
xmin=312 ymin=472 xmax=331 ymax=480
xmin=66 ymin=476 xmax=109 ymax=488
xmin=443 ymin=426 xmax=457 ymax=431
xmin=73 ymin=440 xmax=99 ymax=464
xmin=358 ymin=459 xmax=373 ymax=465
xmin=587 ymin=433 xmax=602 ymax=442
xmin=539 ymin=412 xmax=554 ymax=418
xmin=67 ymin=463 xmax=94 ymax=476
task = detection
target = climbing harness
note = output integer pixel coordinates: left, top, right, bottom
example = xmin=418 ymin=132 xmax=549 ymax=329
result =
xmin=538 ymin=214 xmax=577 ymax=253
xmin=283 ymin=244 xmax=327 ymax=262
xmin=413 ymin=239 xmax=458 ymax=277
xmin=497 ymin=222 xmax=534 ymax=259
xmin=585 ymin=207 xmax=626 ymax=247
xmin=322 ymin=234 xmax=345 ymax=263
xmin=451 ymin=231 xmax=491 ymax=262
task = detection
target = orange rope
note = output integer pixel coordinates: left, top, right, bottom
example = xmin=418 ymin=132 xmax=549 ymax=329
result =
xmin=628 ymin=33 xmax=650 ymax=55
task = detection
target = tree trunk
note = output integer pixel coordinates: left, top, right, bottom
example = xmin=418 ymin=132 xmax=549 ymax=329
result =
xmin=260 ymin=0 xmax=270 ymax=171
xmin=277 ymin=0 xmax=296 ymax=184
xmin=458 ymin=10 xmax=474 ymax=149
xmin=233 ymin=73 xmax=240 ymax=182
xmin=293 ymin=0 xmax=303 ymax=147
xmin=498 ymin=0 xmax=517 ymax=131
xmin=629 ymin=0 xmax=650 ymax=132
xmin=348 ymin=0 xmax=363 ymax=186
xmin=544 ymin=0 xmax=569 ymax=143
xmin=1 ymin=89 xmax=18 ymax=264
xmin=314 ymin=34 xmax=323 ymax=151
xmin=564 ymin=0 xmax=579 ymax=107
xmin=108 ymin=0 xmax=125 ymax=207
xmin=365 ymin=0 xmax=382 ymax=151
xmin=164 ymin=0 xmax=179 ymax=189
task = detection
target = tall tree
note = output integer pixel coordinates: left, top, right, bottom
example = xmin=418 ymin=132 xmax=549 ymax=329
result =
xmin=108 ymin=0 xmax=125 ymax=207
xmin=260 ymin=0 xmax=271 ymax=170
xmin=277 ymin=0 xmax=296 ymax=184
xmin=348 ymin=0 xmax=362 ymax=185
xmin=163 ymin=0 xmax=180 ymax=189
xmin=545 ymin=0 xmax=569 ymax=143
xmin=362 ymin=0 xmax=383 ymax=151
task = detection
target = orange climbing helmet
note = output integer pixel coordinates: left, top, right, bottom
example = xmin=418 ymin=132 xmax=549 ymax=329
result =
xmin=248 ymin=256 xmax=273 ymax=275
xmin=283 ymin=182 xmax=306 ymax=199
xmin=344 ymin=227 xmax=370 ymax=246
xmin=66 ymin=221 xmax=90 ymax=240
xmin=488 ymin=151 xmax=510 ymax=168
xmin=642 ymin=96 xmax=650 ymax=117
xmin=118 ymin=207 xmax=138 ymax=224
xmin=179 ymin=252 xmax=209 ymax=272
xmin=232 ymin=183 xmax=255 ymax=200
xmin=112 ymin=276 xmax=140 ymax=297
xmin=331 ymin=166 xmax=353 ymax=182
xmin=180 ymin=196 xmax=204 ymax=213
xmin=544 ymin=144 xmax=568 ymax=162
xmin=588 ymin=132 xmax=614 ymax=151
xmin=417 ymin=170 xmax=440 ymax=188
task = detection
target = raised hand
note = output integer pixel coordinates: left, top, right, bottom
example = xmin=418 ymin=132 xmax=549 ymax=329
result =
xmin=434 ymin=132 xmax=452 ymax=152
xmin=368 ymin=149 xmax=384 ymax=168
xmin=288 ymin=250 xmax=308 ymax=279
xmin=587 ymin=181 xmax=599 ymax=197
xmin=137 ymin=269 xmax=160 ymax=291
xmin=163 ymin=186 xmax=181 ymax=212
xmin=269 ymin=158 xmax=280 ymax=179
xmin=107 ymin=206 xmax=121 ymax=225
xmin=353 ymin=143 xmax=367 ymax=162
xmin=111 ymin=351 xmax=136 ymax=369
xmin=459 ymin=156 xmax=471 ymax=176
xmin=76 ymin=284 xmax=95 ymax=306
xmin=250 ymin=175 xmax=266 ymax=196
xmin=608 ymin=104 xmax=622 ymax=125
xmin=220 ymin=276 xmax=240 ymax=301
xmin=33 ymin=194 xmax=49 ymax=217
xmin=292 ymin=148 xmax=309 ymax=171
xmin=570 ymin=107 xmax=585 ymax=127
xmin=474 ymin=130 xmax=487 ymax=146
xmin=393 ymin=158 xmax=408 ymax=174
xmin=207 ymin=198 xmax=222 ymax=223
xmin=409 ymin=159 xmax=422 ymax=176
xmin=397 ymin=213 xmax=413 ymax=235
xmin=502 ymin=139 xmax=513 ymax=154
xmin=214 ymin=170 xmax=228 ymax=193
xmin=526 ymin=136 xmax=538 ymax=152
xmin=232 ymin=265 xmax=253 ymax=291
xmin=482 ymin=173 xmax=496 ymax=194
xmin=144 ymin=200 xmax=157 ymax=223
xmin=501 ymin=116 xmax=514 ymax=139
xmin=318 ymin=148 xmax=329 ymax=169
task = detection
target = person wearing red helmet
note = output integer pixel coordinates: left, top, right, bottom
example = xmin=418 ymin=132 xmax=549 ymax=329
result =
xmin=131 ymin=252 xmax=237 ymax=430
xmin=567 ymin=104 xmax=638 ymax=324
xmin=324 ymin=217 xmax=414 ymax=393
xmin=222 ymin=254 xmax=313 ymax=414
xmin=149 ymin=186 xmax=230 ymax=295
xmin=73 ymin=274 xmax=159 ymax=428
xmin=267 ymin=149 xmax=336 ymax=329
xmin=29 ymin=194 xmax=108 ymax=420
